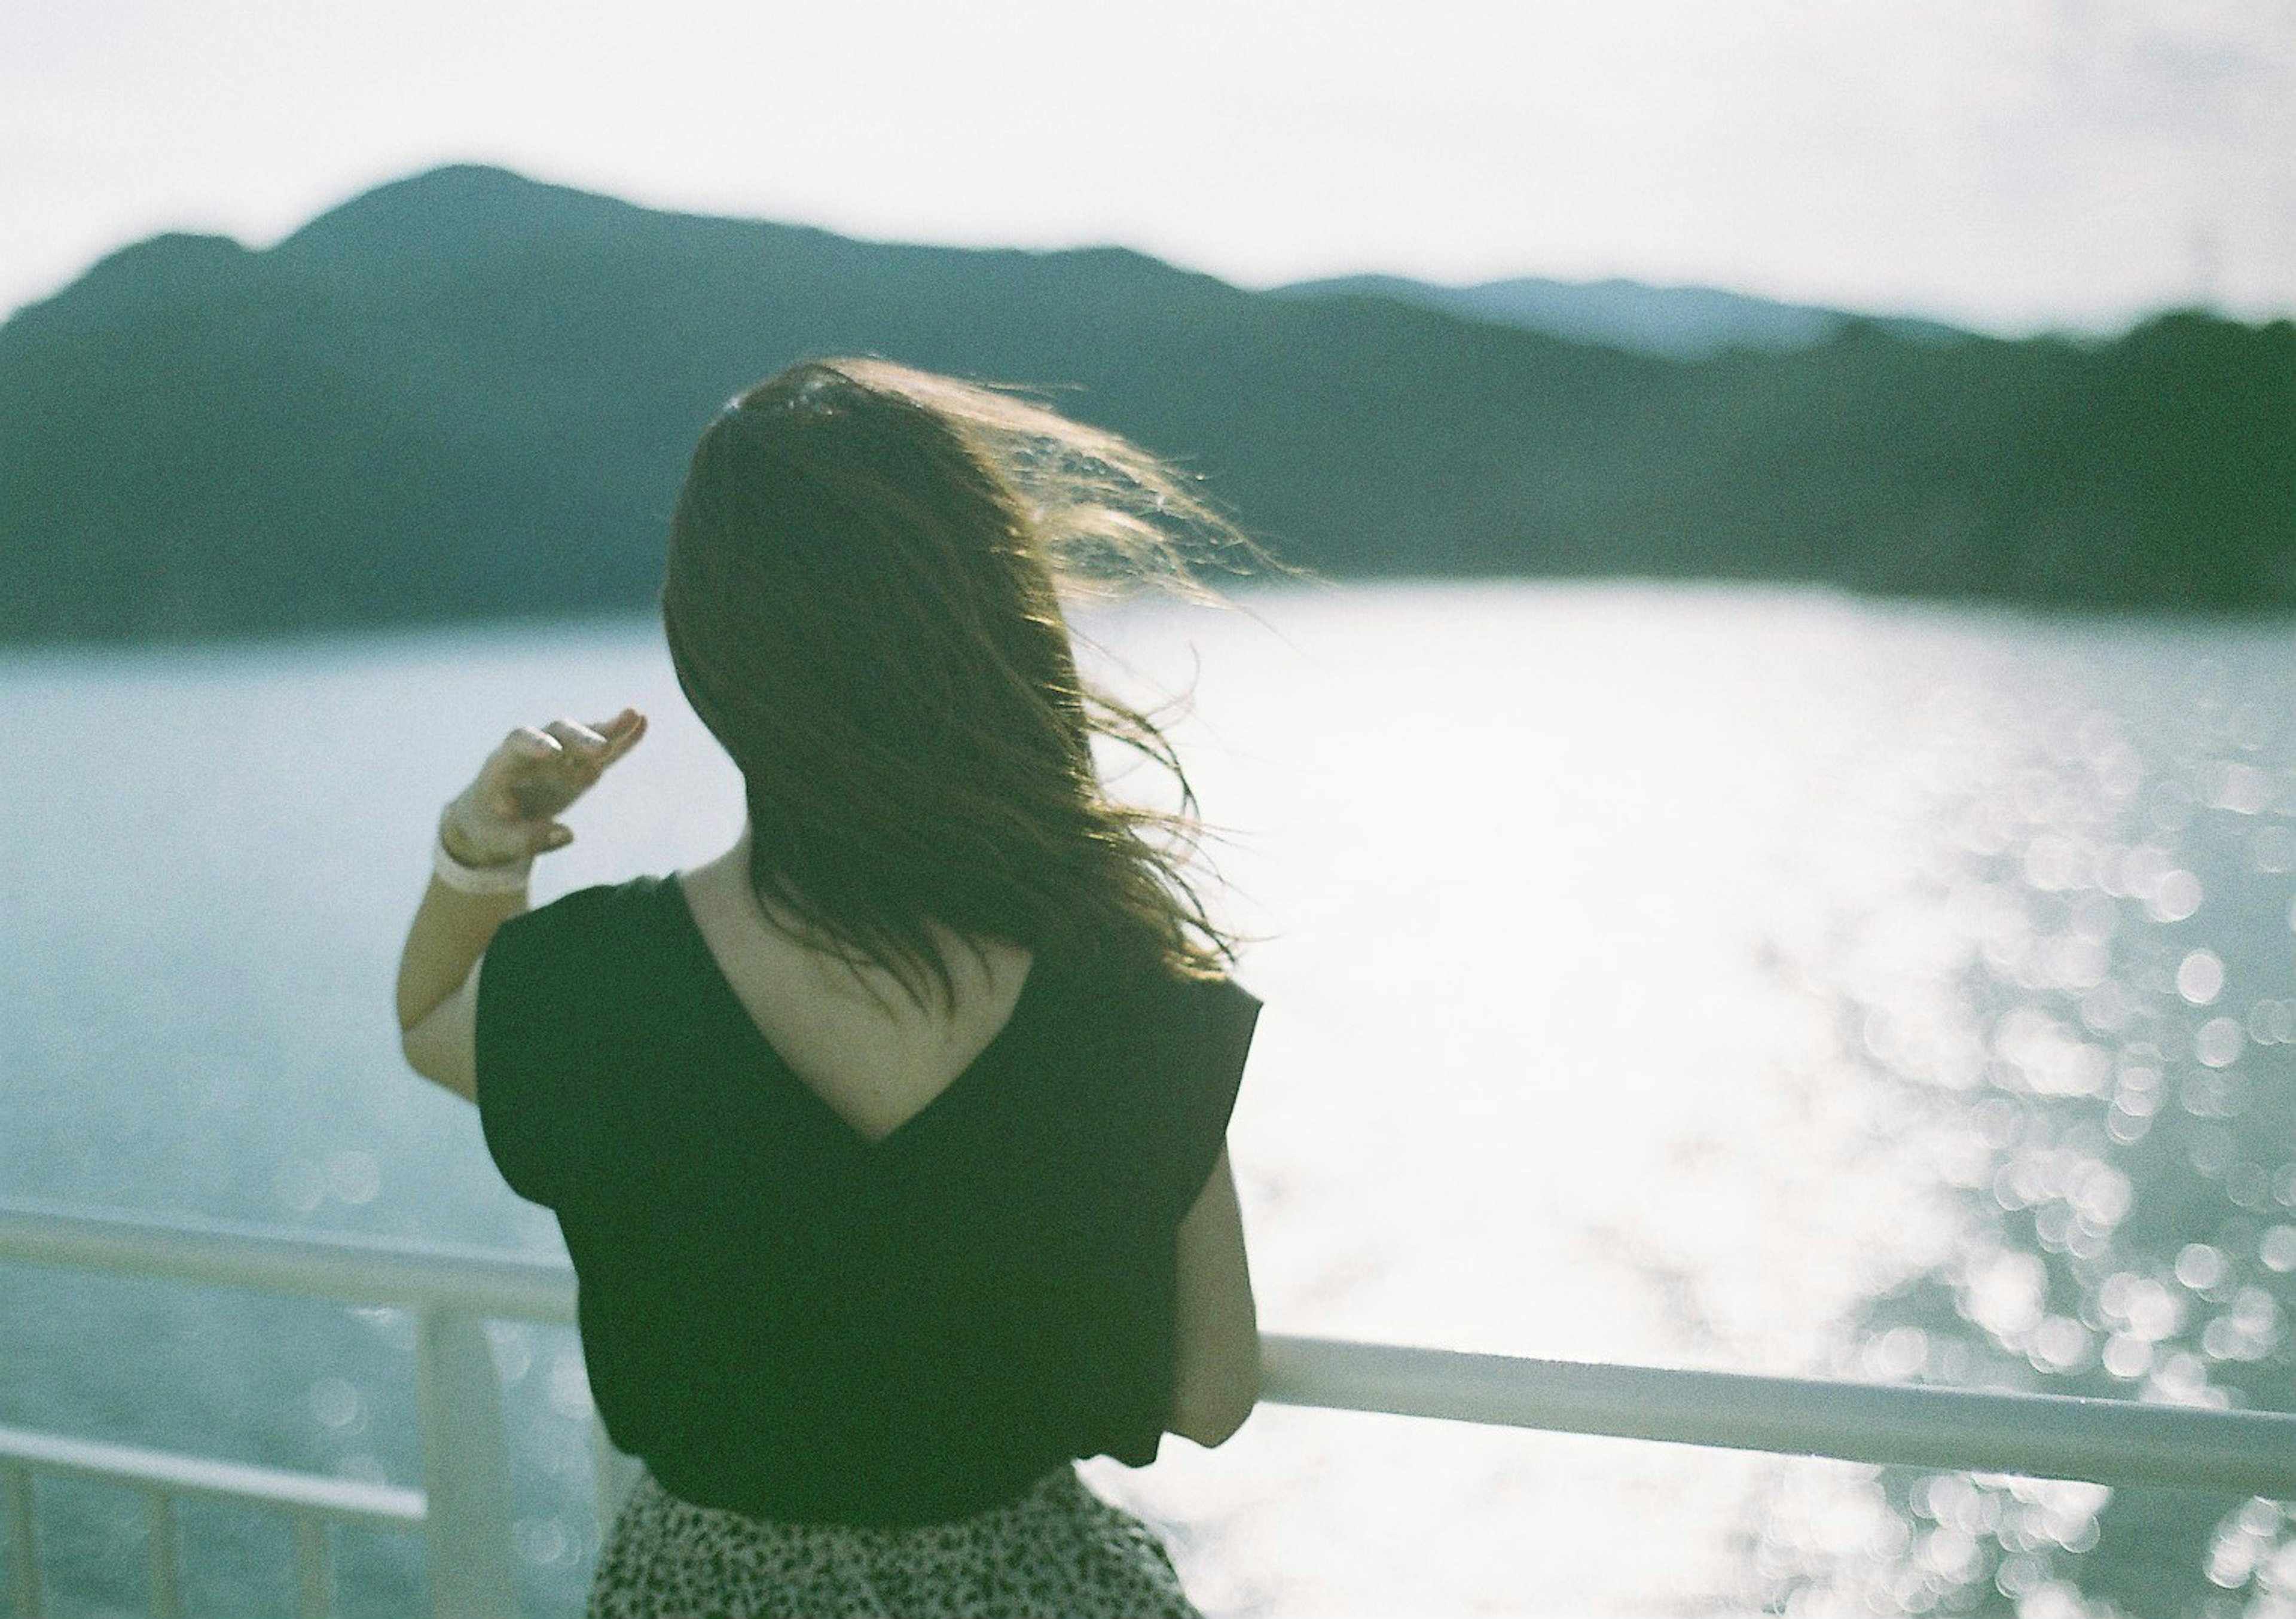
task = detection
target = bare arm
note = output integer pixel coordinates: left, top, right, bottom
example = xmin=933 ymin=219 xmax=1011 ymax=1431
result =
xmin=397 ymin=709 xmax=646 ymax=1101
xmin=396 ymin=882 xmax=524 ymax=1102
xmin=1169 ymin=1143 xmax=1259 ymax=1447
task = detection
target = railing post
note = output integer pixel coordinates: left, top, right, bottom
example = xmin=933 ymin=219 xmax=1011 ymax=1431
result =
xmin=142 ymin=1491 xmax=183 ymax=1618
xmin=292 ymin=1516 xmax=333 ymax=1619
xmin=4 ymin=1465 xmax=41 ymax=1619
xmin=590 ymin=1416 xmax=642 ymax=1548
xmin=414 ymin=1309 xmax=515 ymax=1619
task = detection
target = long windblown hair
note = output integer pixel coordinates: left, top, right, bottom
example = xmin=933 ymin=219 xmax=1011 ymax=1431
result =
xmin=660 ymin=357 xmax=1255 ymax=1007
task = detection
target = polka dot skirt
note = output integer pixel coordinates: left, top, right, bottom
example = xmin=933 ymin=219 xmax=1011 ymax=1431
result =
xmin=587 ymin=1465 xmax=1203 ymax=1618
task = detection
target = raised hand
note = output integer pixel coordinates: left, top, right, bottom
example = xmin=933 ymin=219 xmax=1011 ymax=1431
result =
xmin=440 ymin=707 xmax=648 ymax=867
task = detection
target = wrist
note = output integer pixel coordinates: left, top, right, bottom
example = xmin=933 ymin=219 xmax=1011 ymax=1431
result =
xmin=433 ymin=808 xmax=532 ymax=894
xmin=438 ymin=806 xmax=502 ymax=869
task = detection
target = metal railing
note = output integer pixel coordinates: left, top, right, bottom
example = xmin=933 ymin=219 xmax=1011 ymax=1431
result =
xmin=3 ymin=1198 xmax=2292 ymax=1616
xmin=0 ymin=1200 xmax=595 ymax=1618
xmin=0 ymin=1424 xmax=422 ymax=1618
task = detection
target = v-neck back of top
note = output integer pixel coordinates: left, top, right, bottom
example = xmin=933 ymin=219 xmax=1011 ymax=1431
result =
xmin=658 ymin=870 xmax=1036 ymax=1154
xmin=472 ymin=874 xmax=1260 ymax=1527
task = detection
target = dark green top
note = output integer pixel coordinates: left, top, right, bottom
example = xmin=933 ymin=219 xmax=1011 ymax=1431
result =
xmin=475 ymin=875 xmax=1259 ymax=1526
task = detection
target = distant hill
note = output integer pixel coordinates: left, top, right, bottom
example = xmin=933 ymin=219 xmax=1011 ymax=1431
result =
xmin=0 ymin=163 xmax=2289 ymax=643
xmin=1269 ymin=273 xmax=1970 ymax=359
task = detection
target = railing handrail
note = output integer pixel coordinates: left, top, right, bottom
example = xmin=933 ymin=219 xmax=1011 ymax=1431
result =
xmin=5 ymin=1197 xmax=2294 ymax=1502
xmin=1257 ymin=1337 xmax=2296 ymax=1499
xmin=0 ymin=1424 xmax=423 ymax=1525
xmin=0 ymin=1198 xmax=575 ymax=1322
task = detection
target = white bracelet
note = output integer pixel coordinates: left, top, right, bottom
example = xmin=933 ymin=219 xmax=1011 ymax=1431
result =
xmin=432 ymin=830 xmax=533 ymax=895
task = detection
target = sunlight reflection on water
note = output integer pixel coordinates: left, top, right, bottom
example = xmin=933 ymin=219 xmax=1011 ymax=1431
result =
xmin=0 ymin=584 xmax=2288 ymax=1617
xmin=1706 ymin=613 xmax=2296 ymax=1619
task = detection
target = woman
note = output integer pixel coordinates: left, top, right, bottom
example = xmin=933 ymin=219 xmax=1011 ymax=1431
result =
xmin=394 ymin=358 xmax=1264 ymax=1618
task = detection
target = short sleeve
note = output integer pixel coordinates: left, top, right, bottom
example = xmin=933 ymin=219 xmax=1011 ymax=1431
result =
xmin=474 ymin=885 xmax=619 ymax=1207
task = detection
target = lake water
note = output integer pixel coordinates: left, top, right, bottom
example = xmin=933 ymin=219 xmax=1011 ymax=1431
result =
xmin=2 ymin=583 xmax=2291 ymax=1618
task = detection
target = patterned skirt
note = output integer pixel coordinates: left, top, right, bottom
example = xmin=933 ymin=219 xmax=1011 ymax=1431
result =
xmin=587 ymin=1464 xmax=1203 ymax=1619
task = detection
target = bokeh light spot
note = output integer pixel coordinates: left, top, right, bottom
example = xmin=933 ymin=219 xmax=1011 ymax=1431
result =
xmin=2194 ymin=1017 xmax=2246 ymax=1069
xmin=309 ymin=1377 xmax=363 ymax=1431
xmin=2147 ymin=869 xmax=2203 ymax=923
xmin=325 ymin=1148 xmax=380 ymax=1205
xmin=2262 ymin=1226 xmax=2296 ymax=1273
xmin=2174 ymin=1244 xmax=2227 ymax=1292
xmin=2175 ymin=949 xmax=2225 ymax=1005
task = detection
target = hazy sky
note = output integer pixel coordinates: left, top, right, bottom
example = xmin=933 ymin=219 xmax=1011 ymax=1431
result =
xmin=8 ymin=0 xmax=2292 ymax=334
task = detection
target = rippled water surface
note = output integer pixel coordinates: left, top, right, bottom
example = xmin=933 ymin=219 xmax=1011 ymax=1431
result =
xmin=2 ymin=585 xmax=2289 ymax=1617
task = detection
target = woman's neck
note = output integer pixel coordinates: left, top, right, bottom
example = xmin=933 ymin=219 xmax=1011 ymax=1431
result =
xmin=685 ymin=824 xmax=1028 ymax=1016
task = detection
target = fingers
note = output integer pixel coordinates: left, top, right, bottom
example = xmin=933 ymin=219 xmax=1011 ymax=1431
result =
xmin=484 ymin=727 xmax=566 ymax=817
xmin=469 ymin=707 xmax=646 ymax=829
xmin=588 ymin=707 xmax=649 ymax=766
xmin=530 ymin=711 xmax=645 ymax=766
xmin=503 ymin=713 xmax=630 ymax=760
xmin=539 ymin=711 xmax=649 ymax=781
xmin=506 ymin=725 xmax=557 ymax=755
xmin=530 ymin=723 xmax=604 ymax=785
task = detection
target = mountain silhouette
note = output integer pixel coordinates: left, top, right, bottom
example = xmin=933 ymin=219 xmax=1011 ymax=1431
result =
xmin=1 ymin=163 xmax=2288 ymax=642
xmin=1269 ymin=272 xmax=1970 ymax=358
